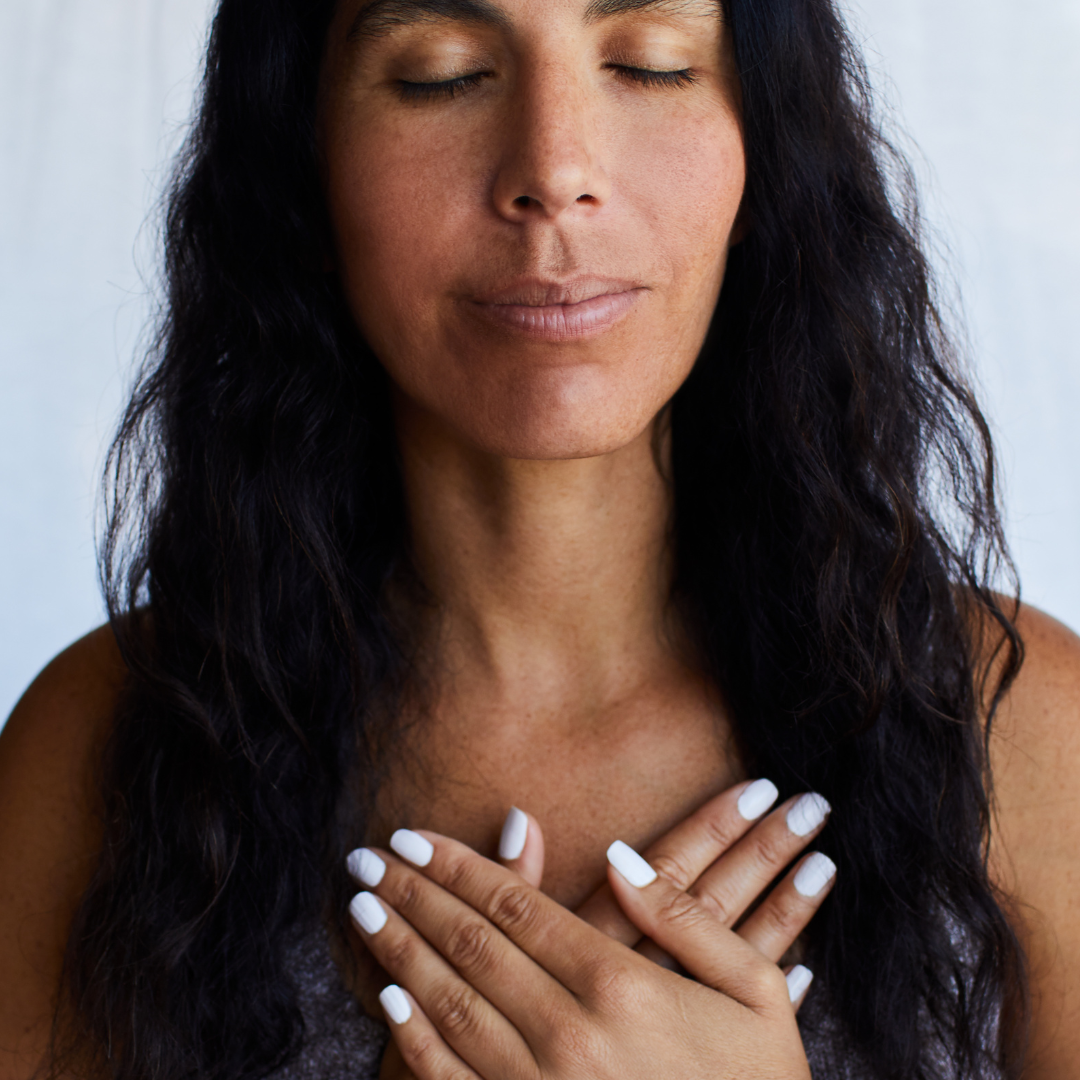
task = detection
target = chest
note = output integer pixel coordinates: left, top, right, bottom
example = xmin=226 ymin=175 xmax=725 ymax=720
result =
xmin=341 ymin=681 xmax=740 ymax=1015
xmin=365 ymin=688 xmax=741 ymax=908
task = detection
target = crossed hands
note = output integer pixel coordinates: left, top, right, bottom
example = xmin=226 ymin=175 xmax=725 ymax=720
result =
xmin=346 ymin=780 xmax=835 ymax=1080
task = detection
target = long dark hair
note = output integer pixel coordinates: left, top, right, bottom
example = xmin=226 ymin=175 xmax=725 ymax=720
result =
xmin=54 ymin=0 xmax=1026 ymax=1077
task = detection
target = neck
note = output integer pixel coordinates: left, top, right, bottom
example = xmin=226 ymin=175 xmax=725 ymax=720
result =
xmin=395 ymin=399 xmax=677 ymax=719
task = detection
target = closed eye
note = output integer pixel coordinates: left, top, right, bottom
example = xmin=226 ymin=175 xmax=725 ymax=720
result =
xmin=609 ymin=65 xmax=697 ymax=90
xmin=397 ymin=64 xmax=697 ymax=102
xmin=397 ymin=71 xmax=492 ymax=101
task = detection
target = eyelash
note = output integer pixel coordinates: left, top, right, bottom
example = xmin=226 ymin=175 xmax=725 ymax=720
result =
xmin=398 ymin=72 xmax=490 ymax=101
xmin=613 ymin=65 xmax=698 ymax=90
xmin=396 ymin=65 xmax=697 ymax=102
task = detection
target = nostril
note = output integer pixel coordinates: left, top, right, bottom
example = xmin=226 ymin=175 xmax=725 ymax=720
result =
xmin=576 ymin=193 xmax=595 ymax=204
xmin=513 ymin=195 xmax=532 ymax=208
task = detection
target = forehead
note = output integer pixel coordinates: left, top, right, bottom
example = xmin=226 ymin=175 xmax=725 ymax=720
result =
xmin=347 ymin=0 xmax=722 ymax=39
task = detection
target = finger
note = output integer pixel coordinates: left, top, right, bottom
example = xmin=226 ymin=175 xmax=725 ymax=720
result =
xmin=783 ymin=965 xmax=814 ymax=1011
xmin=349 ymin=889 xmax=532 ymax=1078
xmin=377 ymin=985 xmax=482 ymax=1080
xmin=387 ymin=828 xmax=613 ymax=997
xmin=605 ymin=840 xmax=789 ymax=1012
xmin=497 ymin=806 xmax=544 ymax=889
xmin=736 ymin=851 xmax=837 ymax=962
xmin=353 ymin=842 xmax=576 ymax=1041
xmin=377 ymin=1037 xmax=415 ymax=1080
xmin=634 ymin=937 xmax=680 ymax=970
xmin=575 ymin=779 xmax=779 ymax=944
xmin=689 ymin=792 xmax=831 ymax=928
xmin=646 ymin=778 xmax=780 ymax=889
xmin=628 ymin=799 xmax=833 ymax=976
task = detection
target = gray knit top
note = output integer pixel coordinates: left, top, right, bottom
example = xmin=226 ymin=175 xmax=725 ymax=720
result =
xmin=265 ymin=922 xmax=881 ymax=1080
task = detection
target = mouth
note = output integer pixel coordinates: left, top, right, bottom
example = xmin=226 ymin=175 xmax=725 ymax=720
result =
xmin=465 ymin=277 xmax=646 ymax=340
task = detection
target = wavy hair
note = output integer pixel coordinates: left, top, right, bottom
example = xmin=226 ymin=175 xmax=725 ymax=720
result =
xmin=53 ymin=0 xmax=1027 ymax=1077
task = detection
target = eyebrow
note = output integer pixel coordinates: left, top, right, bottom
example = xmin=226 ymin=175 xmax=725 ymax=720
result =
xmin=348 ymin=0 xmax=509 ymax=39
xmin=347 ymin=0 xmax=718 ymax=40
xmin=583 ymin=0 xmax=719 ymax=20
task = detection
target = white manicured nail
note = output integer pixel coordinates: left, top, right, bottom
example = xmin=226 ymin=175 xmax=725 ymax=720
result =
xmin=793 ymin=852 xmax=837 ymax=897
xmin=380 ymin=984 xmax=412 ymax=1025
xmin=786 ymin=964 xmax=814 ymax=1002
xmin=498 ymin=807 xmax=528 ymax=861
xmin=346 ymin=848 xmax=386 ymax=888
xmin=606 ymin=840 xmax=657 ymax=887
xmin=349 ymin=892 xmax=387 ymax=935
xmin=737 ymin=778 xmax=779 ymax=821
xmin=390 ymin=829 xmax=434 ymax=867
xmin=786 ymin=793 xmax=831 ymax=837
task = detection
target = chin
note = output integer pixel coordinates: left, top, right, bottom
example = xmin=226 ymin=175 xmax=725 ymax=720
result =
xmin=434 ymin=362 xmax=670 ymax=460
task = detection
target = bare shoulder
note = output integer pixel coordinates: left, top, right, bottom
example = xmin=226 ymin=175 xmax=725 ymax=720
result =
xmin=988 ymin=603 xmax=1080 ymax=877
xmin=985 ymin=602 xmax=1080 ymax=1078
xmin=0 ymin=625 xmax=125 ymax=1077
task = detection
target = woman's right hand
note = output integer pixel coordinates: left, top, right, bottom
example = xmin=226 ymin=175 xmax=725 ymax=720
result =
xmin=377 ymin=779 xmax=834 ymax=1080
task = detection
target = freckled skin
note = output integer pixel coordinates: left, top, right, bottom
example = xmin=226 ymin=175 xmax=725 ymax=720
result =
xmin=5 ymin=2 xmax=1080 ymax=1078
xmin=318 ymin=0 xmax=744 ymax=458
xmin=315 ymin=0 xmax=749 ymax=1022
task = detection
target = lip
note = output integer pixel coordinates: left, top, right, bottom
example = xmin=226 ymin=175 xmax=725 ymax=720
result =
xmin=465 ymin=277 xmax=646 ymax=340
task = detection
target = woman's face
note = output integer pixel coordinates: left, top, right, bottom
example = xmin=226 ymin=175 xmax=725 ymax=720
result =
xmin=319 ymin=0 xmax=745 ymax=459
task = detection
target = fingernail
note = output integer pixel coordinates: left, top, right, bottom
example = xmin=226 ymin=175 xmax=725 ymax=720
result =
xmin=346 ymin=848 xmax=386 ymax=888
xmin=349 ymin=892 xmax=387 ymax=935
xmin=606 ymin=840 xmax=657 ymax=887
xmin=737 ymin=778 xmax=779 ymax=821
xmin=793 ymin=852 xmax=837 ymax=897
xmin=380 ymin=984 xmax=412 ymax=1025
xmin=498 ymin=807 xmax=528 ymax=861
xmin=786 ymin=793 xmax=831 ymax=837
xmin=786 ymin=964 xmax=814 ymax=1002
xmin=390 ymin=829 xmax=434 ymax=867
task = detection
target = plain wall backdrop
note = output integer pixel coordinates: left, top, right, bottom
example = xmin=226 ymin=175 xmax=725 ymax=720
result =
xmin=2 ymin=0 xmax=1078 ymax=723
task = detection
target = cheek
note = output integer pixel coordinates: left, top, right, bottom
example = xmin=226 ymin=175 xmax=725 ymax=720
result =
xmin=617 ymin=108 xmax=745 ymax=310
xmin=326 ymin=101 xmax=744 ymax=330
xmin=321 ymin=94 xmax=745 ymax=458
xmin=325 ymin=111 xmax=487 ymax=344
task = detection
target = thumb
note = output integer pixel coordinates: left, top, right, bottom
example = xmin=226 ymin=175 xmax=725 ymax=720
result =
xmin=497 ymin=806 xmax=544 ymax=888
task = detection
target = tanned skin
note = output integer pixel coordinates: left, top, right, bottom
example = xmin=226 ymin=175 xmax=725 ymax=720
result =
xmin=1 ymin=605 xmax=1079 ymax=1077
xmin=3 ymin=0 xmax=1077 ymax=1070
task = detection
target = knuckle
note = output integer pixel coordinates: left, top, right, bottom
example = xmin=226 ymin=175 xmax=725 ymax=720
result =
xmin=657 ymin=887 xmax=707 ymax=930
xmin=759 ymin=892 xmax=804 ymax=938
xmin=393 ymin=874 xmax=424 ymax=919
xmin=745 ymin=959 xmax=787 ymax=1002
xmin=582 ymin=955 xmax=638 ymax=1008
xmin=551 ymin=1016 xmax=605 ymax=1068
xmin=429 ymin=982 xmax=484 ymax=1041
xmin=406 ymin=1033 xmax=470 ymax=1080
xmin=406 ymin=1031 xmax=440 ymax=1069
xmin=488 ymin=882 xmax=541 ymax=937
xmin=443 ymin=918 xmax=497 ymax=978
xmin=530 ymin=998 xmax=571 ymax=1045
xmin=753 ymin=824 xmax=796 ymax=870
xmin=383 ymin=931 xmax=420 ymax=973
xmin=440 ymin=850 xmax=479 ymax=897
xmin=699 ymin=810 xmax=740 ymax=853
xmin=690 ymin=883 xmax=734 ymax=925
xmin=406 ymin=1028 xmax=440 ymax=1062
xmin=648 ymin=851 xmax=697 ymax=890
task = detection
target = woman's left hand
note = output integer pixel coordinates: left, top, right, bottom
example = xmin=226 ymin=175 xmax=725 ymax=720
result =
xmin=348 ymin=829 xmax=811 ymax=1080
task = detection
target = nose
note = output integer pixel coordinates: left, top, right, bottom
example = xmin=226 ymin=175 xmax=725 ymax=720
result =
xmin=492 ymin=64 xmax=612 ymax=221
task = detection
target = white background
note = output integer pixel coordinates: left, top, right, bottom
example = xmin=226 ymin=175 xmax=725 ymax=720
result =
xmin=1 ymin=0 xmax=1078 ymax=723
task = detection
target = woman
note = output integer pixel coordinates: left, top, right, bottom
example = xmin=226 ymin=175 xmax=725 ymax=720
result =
xmin=1 ymin=0 xmax=1078 ymax=1075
